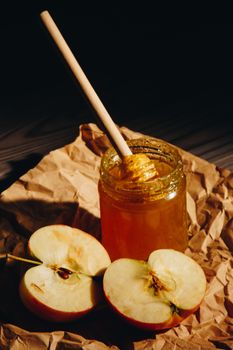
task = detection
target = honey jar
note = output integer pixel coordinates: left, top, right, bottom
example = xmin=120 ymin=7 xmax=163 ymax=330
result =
xmin=99 ymin=138 xmax=187 ymax=260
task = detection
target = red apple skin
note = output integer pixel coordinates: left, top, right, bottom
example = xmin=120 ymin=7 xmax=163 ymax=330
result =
xmin=19 ymin=278 xmax=95 ymax=323
xmin=104 ymin=291 xmax=203 ymax=331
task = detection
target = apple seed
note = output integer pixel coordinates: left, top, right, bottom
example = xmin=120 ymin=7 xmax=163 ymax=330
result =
xmin=57 ymin=267 xmax=73 ymax=280
xmin=170 ymin=303 xmax=180 ymax=315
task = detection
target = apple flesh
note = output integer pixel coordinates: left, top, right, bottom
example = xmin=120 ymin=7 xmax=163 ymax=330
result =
xmin=19 ymin=225 xmax=111 ymax=322
xmin=103 ymin=249 xmax=206 ymax=330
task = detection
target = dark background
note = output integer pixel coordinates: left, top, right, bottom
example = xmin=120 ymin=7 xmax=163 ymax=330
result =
xmin=0 ymin=1 xmax=233 ymax=189
xmin=1 ymin=2 xmax=232 ymax=118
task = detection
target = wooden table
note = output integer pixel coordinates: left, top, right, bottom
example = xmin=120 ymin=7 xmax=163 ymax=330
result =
xmin=1 ymin=90 xmax=233 ymax=194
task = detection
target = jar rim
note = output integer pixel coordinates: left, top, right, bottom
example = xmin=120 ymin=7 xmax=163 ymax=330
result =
xmin=100 ymin=138 xmax=184 ymax=200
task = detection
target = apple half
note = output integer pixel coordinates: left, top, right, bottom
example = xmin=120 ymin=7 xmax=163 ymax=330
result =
xmin=19 ymin=225 xmax=111 ymax=322
xmin=103 ymin=249 xmax=206 ymax=330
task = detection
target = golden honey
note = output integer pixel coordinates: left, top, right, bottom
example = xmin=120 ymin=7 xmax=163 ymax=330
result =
xmin=99 ymin=138 xmax=187 ymax=261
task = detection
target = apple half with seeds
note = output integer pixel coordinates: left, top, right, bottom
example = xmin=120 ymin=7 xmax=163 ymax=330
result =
xmin=103 ymin=249 xmax=206 ymax=330
xmin=19 ymin=225 xmax=111 ymax=322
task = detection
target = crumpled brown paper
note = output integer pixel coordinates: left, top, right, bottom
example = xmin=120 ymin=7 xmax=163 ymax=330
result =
xmin=0 ymin=323 xmax=119 ymax=350
xmin=0 ymin=123 xmax=232 ymax=350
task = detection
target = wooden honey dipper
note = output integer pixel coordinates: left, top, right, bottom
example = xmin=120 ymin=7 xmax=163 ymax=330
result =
xmin=40 ymin=11 xmax=158 ymax=182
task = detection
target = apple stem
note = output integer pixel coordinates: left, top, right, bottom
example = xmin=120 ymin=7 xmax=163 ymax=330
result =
xmin=4 ymin=253 xmax=96 ymax=279
xmin=6 ymin=253 xmax=42 ymax=266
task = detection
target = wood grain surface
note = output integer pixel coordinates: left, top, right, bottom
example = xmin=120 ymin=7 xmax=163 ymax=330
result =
xmin=0 ymin=93 xmax=232 ymax=194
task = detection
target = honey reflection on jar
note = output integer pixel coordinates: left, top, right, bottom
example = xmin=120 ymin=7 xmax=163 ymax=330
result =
xmin=98 ymin=138 xmax=188 ymax=261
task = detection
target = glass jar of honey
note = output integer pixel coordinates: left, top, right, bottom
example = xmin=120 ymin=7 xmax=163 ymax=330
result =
xmin=98 ymin=138 xmax=187 ymax=261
